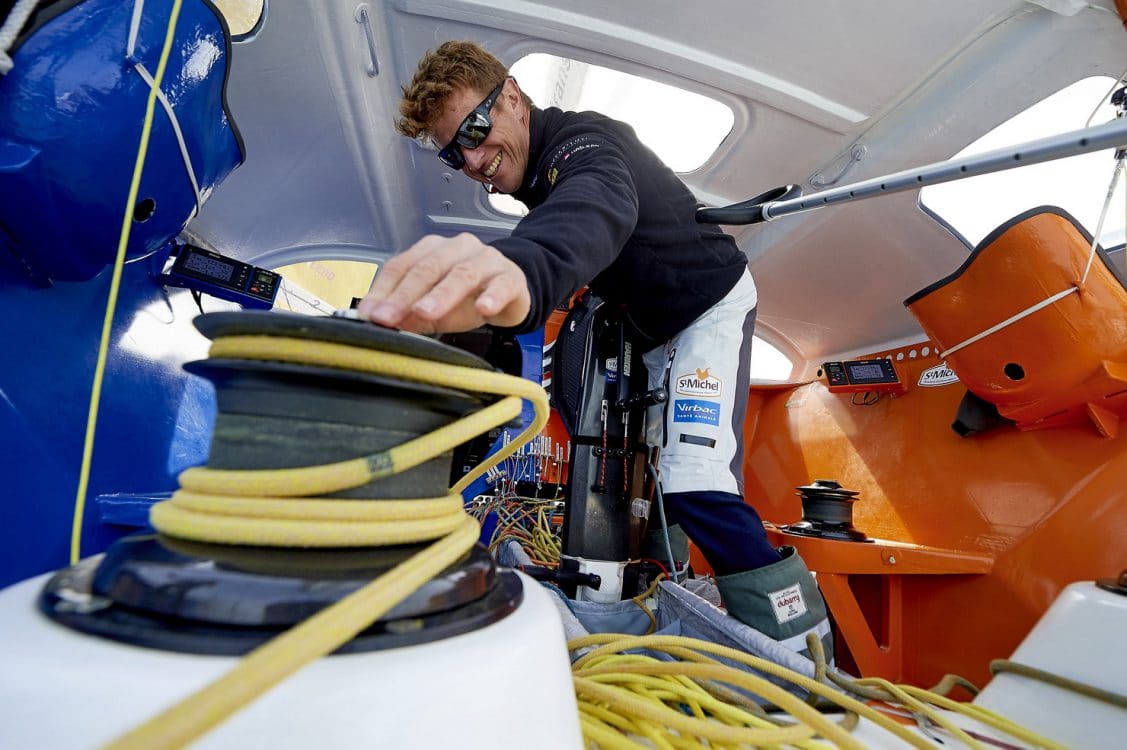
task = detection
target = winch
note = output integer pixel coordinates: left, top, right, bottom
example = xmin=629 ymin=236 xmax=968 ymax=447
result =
xmin=0 ymin=310 xmax=582 ymax=749
xmin=782 ymin=479 xmax=870 ymax=543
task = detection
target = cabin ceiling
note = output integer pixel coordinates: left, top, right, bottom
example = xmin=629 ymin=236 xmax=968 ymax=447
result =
xmin=189 ymin=0 xmax=1127 ymax=372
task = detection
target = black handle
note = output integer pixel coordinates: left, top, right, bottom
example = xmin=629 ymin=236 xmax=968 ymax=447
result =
xmin=520 ymin=565 xmax=602 ymax=590
xmin=696 ymin=184 xmax=802 ymax=225
xmin=617 ymin=387 xmax=667 ymax=411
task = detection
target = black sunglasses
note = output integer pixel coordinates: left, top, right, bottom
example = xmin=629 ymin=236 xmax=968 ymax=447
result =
xmin=437 ymin=79 xmax=506 ymax=170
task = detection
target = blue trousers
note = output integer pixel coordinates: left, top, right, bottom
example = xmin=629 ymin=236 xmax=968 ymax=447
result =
xmin=663 ymin=490 xmax=780 ymax=576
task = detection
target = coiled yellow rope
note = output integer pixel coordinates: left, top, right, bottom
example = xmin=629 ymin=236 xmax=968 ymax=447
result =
xmin=104 ymin=334 xmax=549 ymax=750
xmin=159 ymin=335 xmax=545 ymax=519
xmin=569 ymin=633 xmax=1068 ymax=749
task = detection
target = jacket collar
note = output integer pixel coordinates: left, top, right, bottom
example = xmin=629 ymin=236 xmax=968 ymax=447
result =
xmin=515 ymin=106 xmax=561 ymax=199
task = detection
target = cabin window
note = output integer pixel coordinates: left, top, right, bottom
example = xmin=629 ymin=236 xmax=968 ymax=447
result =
xmin=920 ymin=76 xmax=1125 ymax=248
xmin=750 ymin=336 xmax=793 ymax=382
xmin=488 ymin=53 xmax=735 ymax=217
xmin=271 ymin=260 xmax=378 ymax=315
xmin=210 ymin=0 xmax=266 ymax=39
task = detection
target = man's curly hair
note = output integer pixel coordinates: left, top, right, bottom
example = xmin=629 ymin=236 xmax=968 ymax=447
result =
xmin=397 ymin=41 xmax=532 ymax=143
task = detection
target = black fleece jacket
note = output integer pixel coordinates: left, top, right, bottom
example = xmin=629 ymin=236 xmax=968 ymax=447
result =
xmin=493 ymin=107 xmax=748 ymax=345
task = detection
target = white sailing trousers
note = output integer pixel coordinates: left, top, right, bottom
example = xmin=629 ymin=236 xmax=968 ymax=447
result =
xmin=642 ymin=268 xmax=757 ymax=496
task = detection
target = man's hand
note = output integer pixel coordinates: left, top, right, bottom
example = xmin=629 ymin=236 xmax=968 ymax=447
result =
xmin=357 ymin=233 xmax=531 ymax=334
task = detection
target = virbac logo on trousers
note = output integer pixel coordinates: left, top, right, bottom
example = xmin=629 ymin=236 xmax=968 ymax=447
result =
xmin=673 ymin=399 xmax=720 ymax=426
xmin=676 ymin=367 xmax=722 ymax=398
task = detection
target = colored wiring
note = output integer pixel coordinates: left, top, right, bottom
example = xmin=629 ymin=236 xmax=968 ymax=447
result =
xmin=472 ymin=488 xmax=564 ymax=565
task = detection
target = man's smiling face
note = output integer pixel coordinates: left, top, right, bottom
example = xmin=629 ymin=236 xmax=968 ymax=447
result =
xmin=432 ymin=78 xmax=530 ymax=194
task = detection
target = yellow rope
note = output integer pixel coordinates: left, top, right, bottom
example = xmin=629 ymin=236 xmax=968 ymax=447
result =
xmin=811 ymin=632 xmax=1065 ymax=749
xmin=172 ymin=335 xmax=546 ymax=499
xmin=149 ymin=335 xmax=547 ymax=546
xmin=896 ymin=683 xmax=1069 ymax=750
xmin=575 ymin=668 xmax=845 ymax=748
xmin=573 ymin=634 xmax=913 ymax=748
xmin=149 ymin=493 xmax=468 ymax=547
xmin=630 ymin=573 xmax=665 ymax=635
xmin=71 ymin=0 xmax=184 ymax=565
xmin=103 ymin=335 xmax=550 ymax=749
xmin=991 ymin=658 xmax=1127 ymax=709
xmin=106 ymin=516 xmax=480 ymax=750
xmin=569 ymin=632 xmax=1069 ymax=749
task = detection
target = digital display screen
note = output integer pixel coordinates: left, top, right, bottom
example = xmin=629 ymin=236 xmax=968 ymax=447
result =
xmin=183 ymin=251 xmax=236 ymax=283
xmin=847 ymin=363 xmax=886 ymax=381
xmin=847 ymin=360 xmax=897 ymax=383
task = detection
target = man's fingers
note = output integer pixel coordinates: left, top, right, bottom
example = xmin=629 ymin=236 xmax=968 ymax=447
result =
xmin=357 ymin=233 xmax=530 ymax=333
xmin=357 ymin=246 xmax=415 ymax=326
xmin=476 ymin=266 xmax=531 ymax=326
xmin=357 ymin=235 xmax=473 ymax=326
xmin=410 ymin=258 xmax=528 ymax=331
xmin=415 ymin=248 xmax=530 ymax=328
xmin=413 ymin=256 xmax=490 ymax=320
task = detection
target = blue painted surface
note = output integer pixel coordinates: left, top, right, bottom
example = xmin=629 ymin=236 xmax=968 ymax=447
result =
xmin=515 ymin=329 xmax=547 ymax=431
xmin=0 ymin=0 xmax=243 ymax=588
xmin=0 ymin=0 xmax=243 ymax=281
xmin=0 ymin=264 xmax=228 ymax=588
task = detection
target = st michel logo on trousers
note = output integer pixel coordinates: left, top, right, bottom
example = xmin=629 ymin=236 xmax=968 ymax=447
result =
xmin=676 ymin=367 xmax=722 ymax=398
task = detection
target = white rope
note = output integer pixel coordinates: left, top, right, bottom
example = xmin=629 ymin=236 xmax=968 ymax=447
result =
xmin=0 ymin=0 xmax=39 ymax=75
xmin=126 ymin=0 xmax=202 ymax=217
xmin=0 ymin=0 xmax=200 ymax=214
xmin=126 ymin=0 xmax=145 ymax=60
xmin=939 ymin=154 xmax=1124 ymax=360
xmin=1081 ymin=155 xmax=1124 ymax=285
xmin=132 ymin=61 xmax=203 ymax=217
xmin=938 ymin=287 xmax=1080 ymax=359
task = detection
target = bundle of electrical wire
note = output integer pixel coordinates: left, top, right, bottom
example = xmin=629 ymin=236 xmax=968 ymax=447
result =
xmin=474 ymin=496 xmax=563 ymax=565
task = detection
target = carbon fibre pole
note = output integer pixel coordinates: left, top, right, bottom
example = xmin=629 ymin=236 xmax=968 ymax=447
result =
xmin=697 ymin=115 xmax=1127 ymax=225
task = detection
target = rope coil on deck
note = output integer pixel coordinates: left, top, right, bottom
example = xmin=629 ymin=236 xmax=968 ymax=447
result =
xmin=105 ymin=334 xmax=549 ymax=750
xmin=568 ymin=632 xmax=1069 ymax=749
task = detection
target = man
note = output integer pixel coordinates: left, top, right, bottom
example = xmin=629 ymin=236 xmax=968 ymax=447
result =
xmin=359 ymin=41 xmax=831 ymax=657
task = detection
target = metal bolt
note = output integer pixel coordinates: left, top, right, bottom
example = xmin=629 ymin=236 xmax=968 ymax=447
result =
xmin=441 ymin=201 xmax=452 ymax=212
xmin=887 ymin=555 xmax=897 ymax=565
